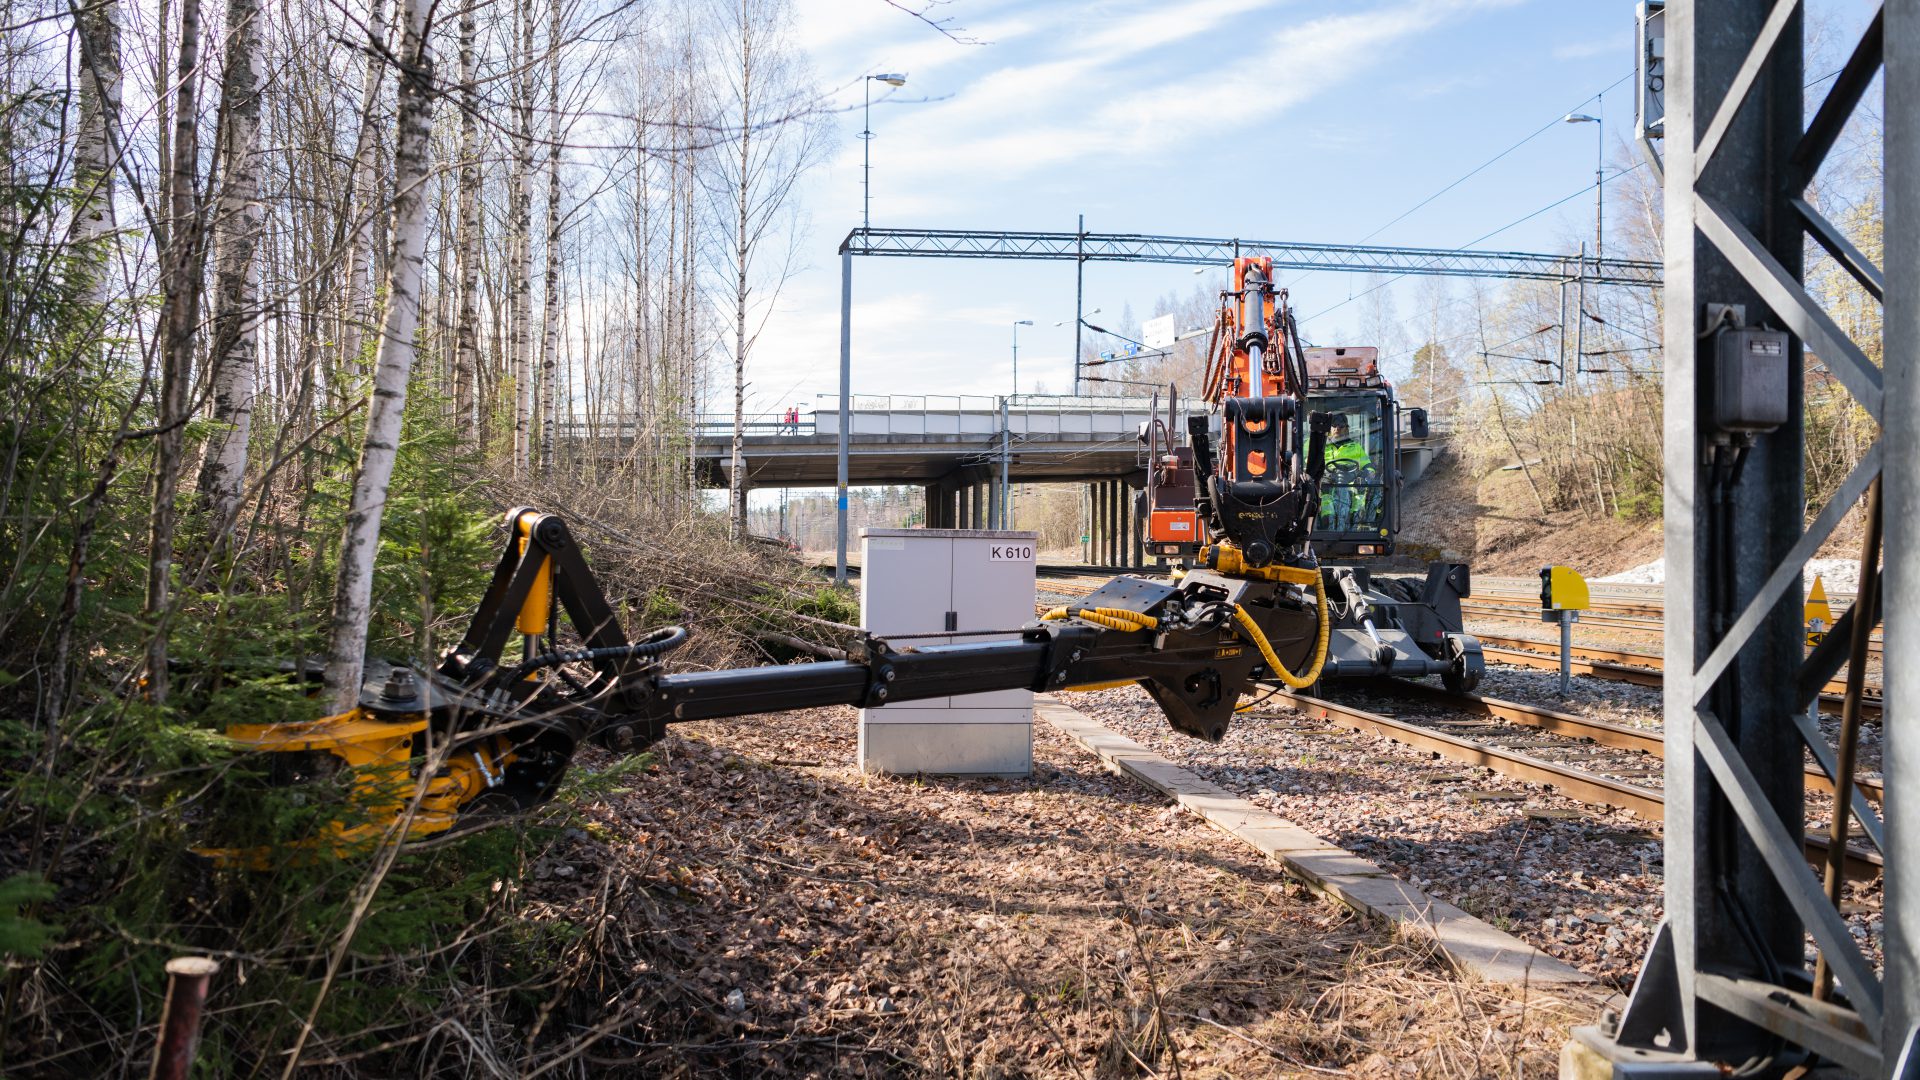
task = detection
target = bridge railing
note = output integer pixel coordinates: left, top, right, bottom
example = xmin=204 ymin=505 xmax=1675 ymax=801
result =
xmin=561 ymin=401 xmax=1449 ymax=446
xmin=811 ymin=393 xmax=1170 ymax=438
xmin=692 ymin=412 xmax=816 ymax=437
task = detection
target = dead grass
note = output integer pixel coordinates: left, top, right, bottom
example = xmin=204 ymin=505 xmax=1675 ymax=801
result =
xmin=1398 ymin=454 xmax=1663 ymax=579
xmin=525 ymin=704 xmax=1602 ymax=1076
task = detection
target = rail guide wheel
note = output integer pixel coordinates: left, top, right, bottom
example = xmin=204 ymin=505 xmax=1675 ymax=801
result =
xmin=1441 ymin=636 xmax=1480 ymax=694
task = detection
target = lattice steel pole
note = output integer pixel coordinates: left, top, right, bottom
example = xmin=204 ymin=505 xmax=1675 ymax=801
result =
xmin=1883 ymin=0 xmax=1918 ymax=1063
xmin=1569 ymin=1 xmax=1901 ymax=1073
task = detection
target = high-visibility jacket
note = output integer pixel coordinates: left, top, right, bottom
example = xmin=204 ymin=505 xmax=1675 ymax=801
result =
xmin=1327 ymin=439 xmax=1370 ymax=470
xmin=1319 ymin=439 xmax=1374 ymax=524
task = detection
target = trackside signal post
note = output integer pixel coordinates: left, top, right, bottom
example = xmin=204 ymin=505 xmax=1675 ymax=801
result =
xmin=1539 ymin=566 xmax=1588 ymax=697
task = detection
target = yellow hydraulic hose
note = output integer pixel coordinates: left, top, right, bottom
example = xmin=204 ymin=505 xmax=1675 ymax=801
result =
xmin=1041 ymin=605 xmax=1159 ymax=633
xmin=1231 ymin=572 xmax=1329 ymax=689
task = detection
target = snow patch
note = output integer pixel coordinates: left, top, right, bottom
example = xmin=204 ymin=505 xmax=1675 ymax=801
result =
xmin=1597 ymin=556 xmax=1864 ymax=593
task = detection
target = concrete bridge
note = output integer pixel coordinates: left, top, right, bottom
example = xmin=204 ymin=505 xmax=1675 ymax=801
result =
xmin=562 ymin=394 xmax=1169 ymax=557
xmin=560 ymin=392 xmax=1450 ymax=563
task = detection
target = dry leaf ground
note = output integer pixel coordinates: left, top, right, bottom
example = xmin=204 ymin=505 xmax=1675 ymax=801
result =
xmin=525 ymin=702 xmax=1605 ymax=1077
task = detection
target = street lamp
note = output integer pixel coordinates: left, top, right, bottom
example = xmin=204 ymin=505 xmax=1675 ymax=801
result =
xmin=1565 ymin=107 xmax=1605 ymax=384
xmin=1564 ymin=109 xmax=1603 ymax=258
xmin=998 ymin=319 xmax=1033 ymax=530
xmin=1011 ymin=319 xmax=1033 ymax=396
xmin=862 ymin=73 xmax=907 ymax=231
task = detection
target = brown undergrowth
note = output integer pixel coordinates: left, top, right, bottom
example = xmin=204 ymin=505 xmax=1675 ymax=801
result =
xmin=524 ymin=702 xmax=1602 ymax=1076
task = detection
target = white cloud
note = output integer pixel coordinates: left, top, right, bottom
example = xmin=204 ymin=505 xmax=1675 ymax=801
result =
xmin=1552 ymin=38 xmax=1617 ymax=60
xmin=839 ymin=0 xmax=1527 ymax=209
xmin=748 ymin=0 xmax=1539 ymax=407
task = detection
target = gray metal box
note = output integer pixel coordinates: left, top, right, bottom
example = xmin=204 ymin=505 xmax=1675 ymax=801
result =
xmin=1712 ymin=327 xmax=1790 ymax=434
xmin=858 ymin=528 xmax=1037 ymax=776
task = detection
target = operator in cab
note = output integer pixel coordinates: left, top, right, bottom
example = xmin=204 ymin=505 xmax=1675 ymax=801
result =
xmin=1318 ymin=412 xmax=1375 ymax=529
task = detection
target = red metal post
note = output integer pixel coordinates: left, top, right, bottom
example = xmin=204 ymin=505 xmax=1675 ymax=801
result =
xmin=149 ymin=956 xmax=219 ymax=1080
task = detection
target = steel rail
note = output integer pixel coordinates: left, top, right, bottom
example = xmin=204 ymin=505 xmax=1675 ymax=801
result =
xmin=1475 ymin=633 xmax=1882 ymax=699
xmin=1460 ymin=602 xmax=1671 ymax=632
xmin=1466 ymin=593 xmax=1884 ymax=654
xmin=1468 ymin=594 xmax=1666 ymax=619
xmin=1384 ymin=680 xmax=1883 ymax=802
xmin=1475 ymin=641 xmax=1883 ymax=720
xmin=1259 ymin=690 xmax=1882 ymax=880
xmin=1272 ymin=690 xmax=1666 ymax=817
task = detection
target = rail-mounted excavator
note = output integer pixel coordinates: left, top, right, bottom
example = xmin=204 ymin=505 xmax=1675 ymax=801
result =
xmin=1141 ymin=297 xmax=1484 ymax=692
xmin=221 ymin=257 xmax=1337 ymax=850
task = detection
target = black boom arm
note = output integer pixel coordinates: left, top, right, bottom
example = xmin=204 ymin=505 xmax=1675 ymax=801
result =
xmin=232 ymin=510 xmax=1324 ymax=849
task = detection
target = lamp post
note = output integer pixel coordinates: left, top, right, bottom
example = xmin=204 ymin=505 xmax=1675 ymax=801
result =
xmin=1564 ymin=108 xmax=1603 ymax=385
xmin=1011 ymin=319 xmax=1032 ymax=395
xmin=862 ymin=73 xmax=907 ymax=231
xmin=1563 ymin=107 xmax=1603 ymax=258
xmin=997 ymin=321 xmax=1030 ymax=529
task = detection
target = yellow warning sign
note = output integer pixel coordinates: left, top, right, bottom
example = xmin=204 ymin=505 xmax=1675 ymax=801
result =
xmin=1805 ymin=574 xmax=1831 ymax=647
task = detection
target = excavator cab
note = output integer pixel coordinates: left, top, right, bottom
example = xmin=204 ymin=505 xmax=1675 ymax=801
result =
xmin=1312 ymin=399 xmax=1389 ymax=540
xmin=1298 ymin=348 xmax=1483 ymax=693
xmin=1302 ymin=349 xmax=1396 ymax=558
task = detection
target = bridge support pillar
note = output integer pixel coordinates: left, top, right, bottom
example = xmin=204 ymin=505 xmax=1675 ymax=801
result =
xmin=1098 ymin=478 xmax=1113 ymax=564
xmin=1104 ymin=481 xmax=1117 ymax=566
xmin=922 ymin=483 xmax=943 ymax=529
xmin=1104 ymin=480 xmax=1120 ymax=566
xmin=1125 ymin=481 xmax=1141 ymax=569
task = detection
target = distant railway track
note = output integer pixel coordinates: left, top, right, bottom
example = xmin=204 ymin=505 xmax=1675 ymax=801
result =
xmin=1459 ymin=595 xmax=1881 ymax=657
xmin=1257 ymin=688 xmax=1883 ymax=881
xmin=1473 ymin=634 xmax=1883 ymax=718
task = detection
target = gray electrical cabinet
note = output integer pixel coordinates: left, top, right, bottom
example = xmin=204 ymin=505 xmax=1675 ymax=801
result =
xmin=858 ymin=528 xmax=1037 ymax=776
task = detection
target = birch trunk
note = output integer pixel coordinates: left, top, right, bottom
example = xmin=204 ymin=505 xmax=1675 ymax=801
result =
xmin=453 ymin=2 xmax=479 ymax=442
xmin=680 ymin=95 xmax=695 ymax=516
xmin=728 ymin=13 xmax=751 ymax=539
xmin=70 ymin=0 xmax=121 ymax=295
xmin=338 ymin=0 xmax=388 ymax=374
xmin=196 ymin=0 xmax=267 ymax=530
xmin=48 ymin=0 xmax=125 ymax=724
xmin=509 ymin=0 xmax=534 ymax=477
xmin=143 ymin=0 xmax=205 ymax=703
xmin=538 ymin=0 xmax=561 ymax=472
xmin=323 ymin=0 xmax=437 ymax=711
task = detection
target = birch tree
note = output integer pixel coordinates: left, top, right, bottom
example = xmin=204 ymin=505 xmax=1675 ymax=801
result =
xmin=337 ymin=0 xmax=388 ymax=375
xmin=454 ymin=0 xmax=481 ymax=441
xmin=195 ymin=0 xmax=268 ymax=528
xmin=705 ymin=0 xmax=821 ymax=537
xmin=69 ymin=0 xmax=121 ymax=295
xmin=538 ymin=0 xmax=563 ymax=472
xmin=509 ymin=0 xmax=534 ymax=475
xmin=323 ymin=0 xmax=438 ymax=710
xmin=143 ymin=0 xmax=207 ymax=702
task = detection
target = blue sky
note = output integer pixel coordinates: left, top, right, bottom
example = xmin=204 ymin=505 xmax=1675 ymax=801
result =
xmin=735 ymin=0 xmax=1851 ymax=419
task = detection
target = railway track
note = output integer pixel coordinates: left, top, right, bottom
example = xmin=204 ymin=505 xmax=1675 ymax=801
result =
xmin=1032 ymin=578 xmax=1886 ymax=714
xmin=1466 ymin=592 xmax=1884 ymax=656
xmin=1032 ymin=572 xmax=1884 ymax=878
xmin=1472 ymin=633 xmax=1883 ymax=718
xmin=1257 ymin=687 xmax=1884 ymax=881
